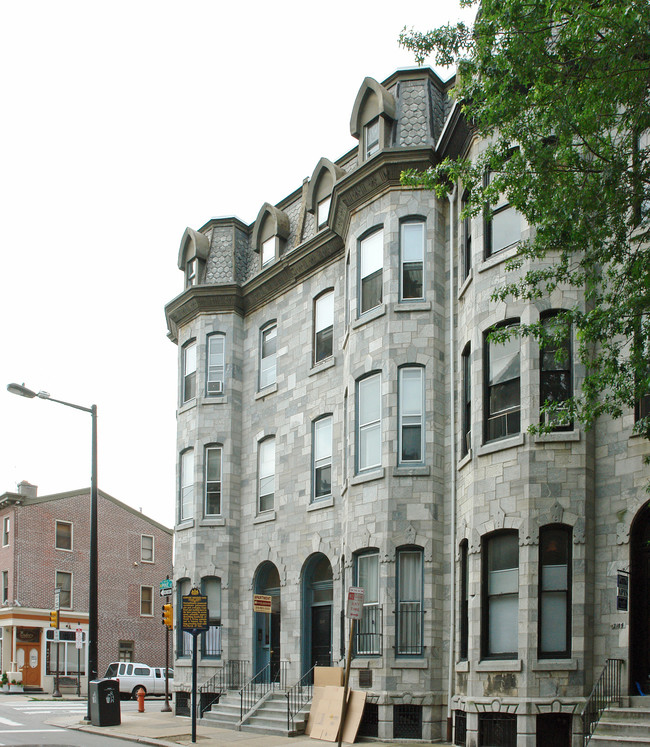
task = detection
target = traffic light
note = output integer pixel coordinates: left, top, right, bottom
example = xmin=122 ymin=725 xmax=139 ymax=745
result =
xmin=49 ymin=610 xmax=59 ymax=628
xmin=162 ymin=603 xmax=173 ymax=630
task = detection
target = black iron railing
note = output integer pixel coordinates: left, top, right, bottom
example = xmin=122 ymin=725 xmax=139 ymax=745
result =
xmin=581 ymin=658 xmax=624 ymax=746
xmin=198 ymin=659 xmax=249 ymax=715
xmin=355 ymin=605 xmax=382 ymax=655
xmin=240 ymin=660 xmax=288 ymax=721
xmin=286 ymin=666 xmax=314 ymax=733
xmin=396 ymin=604 xmax=423 ymax=655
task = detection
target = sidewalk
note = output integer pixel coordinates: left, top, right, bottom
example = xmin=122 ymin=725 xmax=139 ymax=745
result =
xmin=38 ymin=696 xmax=454 ymax=747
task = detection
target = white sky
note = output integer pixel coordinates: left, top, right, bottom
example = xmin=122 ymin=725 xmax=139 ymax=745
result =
xmin=0 ymin=0 xmax=472 ymax=529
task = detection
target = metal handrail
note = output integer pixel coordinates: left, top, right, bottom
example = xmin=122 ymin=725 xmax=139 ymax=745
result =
xmin=240 ymin=661 xmax=288 ymax=721
xmin=581 ymin=658 xmax=624 ymax=746
xmin=286 ymin=666 xmax=315 ymax=733
xmin=198 ymin=659 xmax=249 ymax=715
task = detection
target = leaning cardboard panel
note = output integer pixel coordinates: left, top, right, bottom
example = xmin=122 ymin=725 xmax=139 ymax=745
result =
xmin=314 ymin=667 xmax=344 ymax=687
xmin=341 ymin=690 xmax=367 ymax=744
xmin=310 ymin=686 xmax=345 ymax=741
xmin=305 ymin=686 xmax=326 ymax=736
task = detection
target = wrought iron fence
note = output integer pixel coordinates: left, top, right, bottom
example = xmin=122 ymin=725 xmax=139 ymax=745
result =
xmin=286 ymin=666 xmax=314 ymax=733
xmin=581 ymin=658 xmax=624 ymax=746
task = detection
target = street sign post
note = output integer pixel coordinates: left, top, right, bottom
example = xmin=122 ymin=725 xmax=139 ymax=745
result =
xmin=338 ymin=587 xmax=365 ymax=747
xmin=160 ymin=577 xmax=172 ymax=713
xmin=160 ymin=578 xmax=173 ymax=597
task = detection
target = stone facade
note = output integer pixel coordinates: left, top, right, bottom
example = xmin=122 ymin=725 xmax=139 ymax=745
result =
xmin=165 ymin=66 xmax=650 ymax=745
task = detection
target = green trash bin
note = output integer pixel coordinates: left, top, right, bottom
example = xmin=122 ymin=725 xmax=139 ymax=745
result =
xmin=89 ymin=678 xmax=121 ymax=726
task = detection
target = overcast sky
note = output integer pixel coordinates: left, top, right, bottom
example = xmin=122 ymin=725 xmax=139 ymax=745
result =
xmin=0 ymin=0 xmax=472 ymax=529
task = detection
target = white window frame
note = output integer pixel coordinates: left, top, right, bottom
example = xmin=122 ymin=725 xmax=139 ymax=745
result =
xmin=314 ymin=291 xmax=334 ymax=364
xmin=365 ymin=118 xmax=380 ymax=159
xmin=205 ymin=445 xmax=222 ymax=516
xmin=356 ymin=552 xmax=380 ymax=655
xmin=313 ymin=416 xmax=333 ymax=501
xmin=56 ymin=570 xmax=73 ymax=609
xmin=396 ymin=548 xmax=423 ymax=656
xmin=399 ymin=366 xmax=424 ymax=464
xmin=400 ymin=220 xmax=425 ymax=301
xmin=186 ymin=258 xmax=197 ymax=287
xmin=182 ymin=341 xmax=197 ymax=403
xmin=359 ymin=229 xmax=383 ymax=315
xmin=141 ymin=534 xmax=154 ymax=563
xmin=357 ymin=373 xmax=381 ymax=473
xmin=485 ymin=171 xmax=522 ymax=256
xmin=55 ymin=520 xmax=73 ymax=552
xmin=261 ymin=237 xmax=275 ymax=266
xmin=258 ymin=437 xmax=275 ymax=513
xmin=207 ymin=334 xmax=225 ymax=395
xmin=317 ymin=195 xmax=331 ymax=229
xmin=140 ymin=585 xmax=154 ymax=617
xmin=259 ymin=323 xmax=277 ymax=390
xmin=180 ymin=449 xmax=194 ymax=522
xmin=2 ymin=517 xmax=9 ymax=547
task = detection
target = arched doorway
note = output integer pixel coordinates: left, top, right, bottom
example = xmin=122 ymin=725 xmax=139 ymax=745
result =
xmin=253 ymin=562 xmax=281 ymax=681
xmin=630 ymin=501 xmax=650 ymax=694
xmin=302 ymin=553 xmax=333 ymax=674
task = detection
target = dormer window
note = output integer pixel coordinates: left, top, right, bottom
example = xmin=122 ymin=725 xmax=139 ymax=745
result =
xmin=262 ymin=237 xmax=275 ymax=266
xmin=186 ymin=258 xmax=197 ymax=287
xmin=252 ymin=203 xmax=290 ymax=268
xmin=307 ymin=158 xmax=345 ymax=233
xmin=317 ymin=196 xmax=331 ymax=229
xmin=365 ymin=118 xmax=380 ymax=159
xmin=178 ymin=227 xmax=210 ymax=289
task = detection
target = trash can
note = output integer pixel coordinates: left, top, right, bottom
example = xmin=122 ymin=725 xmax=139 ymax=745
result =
xmin=89 ymin=678 xmax=121 ymax=726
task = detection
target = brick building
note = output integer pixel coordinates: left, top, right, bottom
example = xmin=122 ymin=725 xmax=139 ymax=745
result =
xmin=163 ymin=67 xmax=650 ymax=744
xmin=0 ymin=480 xmax=172 ymax=694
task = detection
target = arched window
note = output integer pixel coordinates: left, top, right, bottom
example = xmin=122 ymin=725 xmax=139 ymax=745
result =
xmin=259 ymin=322 xmax=277 ymax=390
xmin=396 ymin=546 xmax=423 ymax=656
xmin=356 ymin=372 xmax=381 ymax=473
xmin=258 ymin=437 xmax=276 ymax=513
xmin=350 ymin=77 xmax=396 ymax=162
xmin=400 ymin=218 xmax=425 ymax=301
xmin=313 ymin=290 xmax=334 ymax=364
xmin=206 ymin=333 xmax=225 ymax=396
xmin=355 ymin=549 xmax=381 ymax=656
xmin=358 ymin=228 xmax=384 ymax=315
xmin=461 ymin=343 xmax=471 ymax=456
xmin=484 ymin=321 xmax=520 ymax=442
xmin=201 ymin=576 xmax=222 ymax=658
xmin=540 ymin=311 xmax=573 ymax=430
xmin=204 ymin=445 xmax=222 ymax=516
xmin=181 ymin=340 xmax=196 ymax=404
xmin=398 ymin=366 xmax=424 ymax=464
xmin=179 ymin=449 xmax=194 ymax=522
xmin=482 ymin=531 xmax=519 ymax=659
xmin=312 ymin=415 xmax=332 ymax=501
xmin=538 ymin=525 xmax=571 ymax=658
xmin=251 ymin=203 xmax=290 ymax=267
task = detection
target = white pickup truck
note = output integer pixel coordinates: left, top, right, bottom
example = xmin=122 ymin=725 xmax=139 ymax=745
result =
xmin=103 ymin=662 xmax=174 ymax=699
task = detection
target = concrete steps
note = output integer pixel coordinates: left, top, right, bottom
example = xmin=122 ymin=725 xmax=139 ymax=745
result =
xmin=590 ymin=702 xmax=650 ymax=746
xmin=202 ymin=690 xmax=241 ymax=728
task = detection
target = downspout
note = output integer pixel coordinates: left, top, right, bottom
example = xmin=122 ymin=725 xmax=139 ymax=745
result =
xmin=446 ymin=186 xmax=458 ymax=742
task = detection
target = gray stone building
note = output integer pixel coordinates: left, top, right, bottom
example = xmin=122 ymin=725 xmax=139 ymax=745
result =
xmin=164 ymin=67 xmax=650 ymax=745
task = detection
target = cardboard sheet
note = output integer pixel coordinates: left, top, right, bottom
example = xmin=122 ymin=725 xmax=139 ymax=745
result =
xmin=341 ymin=690 xmax=367 ymax=744
xmin=305 ymin=686 xmax=326 ymax=736
xmin=314 ymin=666 xmax=344 ymax=687
xmin=309 ymin=685 xmax=345 ymax=742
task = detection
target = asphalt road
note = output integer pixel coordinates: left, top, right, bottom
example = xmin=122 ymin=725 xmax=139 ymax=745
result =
xmin=0 ymin=698 xmax=139 ymax=746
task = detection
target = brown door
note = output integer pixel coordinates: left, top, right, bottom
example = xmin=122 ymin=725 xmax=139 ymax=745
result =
xmin=17 ymin=641 xmax=41 ymax=687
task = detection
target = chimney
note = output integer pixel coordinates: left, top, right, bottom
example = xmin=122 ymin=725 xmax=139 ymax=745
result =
xmin=17 ymin=481 xmax=37 ymax=499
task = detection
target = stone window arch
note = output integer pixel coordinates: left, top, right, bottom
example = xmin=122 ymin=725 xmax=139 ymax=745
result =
xmin=251 ymin=203 xmax=290 ymax=267
xmin=178 ymin=227 xmax=210 ymax=288
xmin=306 ymin=158 xmax=346 ymax=230
xmin=350 ymin=77 xmax=396 ymax=162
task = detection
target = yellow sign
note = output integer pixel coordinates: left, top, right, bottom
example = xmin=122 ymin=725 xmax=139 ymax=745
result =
xmin=253 ymin=594 xmax=272 ymax=613
xmin=181 ymin=587 xmax=209 ymax=631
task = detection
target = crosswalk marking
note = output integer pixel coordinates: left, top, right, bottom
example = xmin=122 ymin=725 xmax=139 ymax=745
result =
xmin=0 ymin=718 xmax=21 ymax=727
xmin=0 ymin=729 xmax=60 ymax=734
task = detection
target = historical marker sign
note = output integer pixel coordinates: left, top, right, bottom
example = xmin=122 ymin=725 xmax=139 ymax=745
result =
xmin=181 ymin=587 xmax=209 ymax=632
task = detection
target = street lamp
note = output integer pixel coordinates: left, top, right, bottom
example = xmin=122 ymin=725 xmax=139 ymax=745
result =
xmin=7 ymin=383 xmax=98 ymax=721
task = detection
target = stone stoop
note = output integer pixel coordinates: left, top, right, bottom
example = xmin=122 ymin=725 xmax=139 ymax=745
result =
xmin=201 ymin=690 xmax=242 ymax=729
xmin=589 ymin=701 xmax=650 ymax=746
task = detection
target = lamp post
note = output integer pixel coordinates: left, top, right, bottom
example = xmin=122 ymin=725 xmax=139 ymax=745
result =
xmin=7 ymin=383 xmax=98 ymax=720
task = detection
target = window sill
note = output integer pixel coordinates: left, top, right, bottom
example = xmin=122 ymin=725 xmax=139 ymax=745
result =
xmin=455 ymin=660 xmax=470 ymax=672
xmin=175 ymin=519 xmax=195 ymax=532
xmin=309 ymin=357 xmax=336 ymax=377
xmin=255 ymin=383 xmax=278 ymax=400
xmin=202 ymin=395 xmax=228 ymax=406
xmin=351 ymin=468 xmax=385 ymax=486
xmin=457 ymin=451 xmax=472 ymax=470
xmin=200 ymin=517 xmax=226 ymax=527
xmin=477 ymin=432 xmax=525 ymax=457
xmin=254 ymin=511 xmax=276 ymax=525
xmin=533 ymin=429 xmax=580 ymax=443
xmin=478 ymin=243 xmax=519 ymax=273
xmin=531 ymin=658 xmax=578 ymax=671
xmin=392 ymin=466 xmax=430 ymax=477
xmin=476 ymin=659 xmax=522 ymax=672
xmin=394 ymin=301 xmax=431 ymax=313
xmin=458 ymin=270 xmax=473 ymax=299
xmin=392 ymin=658 xmax=428 ymax=669
xmin=178 ymin=400 xmax=197 ymax=415
xmin=352 ymin=304 xmax=386 ymax=329
xmin=308 ymin=497 xmax=334 ymax=511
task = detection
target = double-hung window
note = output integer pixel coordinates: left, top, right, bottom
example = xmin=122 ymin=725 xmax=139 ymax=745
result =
xmin=357 ymin=373 xmax=381 ymax=472
xmin=141 ymin=535 xmax=154 ymax=563
xmin=202 ymin=576 xmax=222 ymax=657
xmin=359 ymin=229 xmax=383 ymax=315
xmin=461 ymin=190 xmax=471 ymax=280
xmin=261 ymin=237 xmax=275 ymax=266
xmin=180 ymin=449 xmax=194 ymax=522
xmin=55 ymin=521 xmax=72 ymax=551
xmin=356 ymin=552 xmax=380 ymax=655
xmin=2 ymin=517 xmax=9 ymax=546
xmin=485 ymin=170 xmax=522 ymax=256
xmin=205 ymin=446 xmax=222 ymax=516
xmin=396 ymin=548 xmax=423 ymax=655
xmin=2 ymin=571 xmax=8 ymax=603
xmin=399 ymin=366 xmax=424 ymax=463
xmin=461 ymin=344 xmax=471 ymax=456
xmin=258 ymin=438 xmax=275 ymax=512
xmin=313 ymin=416 xmax=332 ymax=500
xmin=314 ymin=291 xmax=334 ymax=364
xmin=317 ymin=196 xmax=331 ymax=229
xmin=540 ymin=313 xmax=572 ymax=429
xmin=56 ymin=571 xmax=72 ymax=609
xmin=260 ymin=324 xmax=277 ymax=389
xmin=485 ymin=323 xmax=520 ymax=442
xmin=539 ymin=525 xmax=571 ymax=658
xmin=182 ymin=342 xmax=196 ymax=403
xmin=400 ymin=220 xmax=424 ymax=301
xmin=140 ymin=586 xmax=153 ymax=616
xmin=186 ymin=258 xmax=197 ymax=288
xmin=207 ymin=334 xmax=225 ymax=395
xmin=483 ymin=532 xmax=518 ymax=658
xmin=459 ymin=540 xmax=469 ymax=660
xmin=365 ymin=118 xmax=380 ymax=158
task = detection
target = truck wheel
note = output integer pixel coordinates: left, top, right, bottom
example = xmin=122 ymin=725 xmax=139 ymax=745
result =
xmin=132 ymin=686 xmax=146 ymax=700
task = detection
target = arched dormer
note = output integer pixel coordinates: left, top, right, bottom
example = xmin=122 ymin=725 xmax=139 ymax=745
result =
xmin=350 ymin=77 xmax=396 ymax=162
xmin=251 ymin=203 xmax=291 ymax=268
xmin=178 ymin=227 xmax=210 ymax=288
xmin=306 ymin=157 xmax=346 ymax=230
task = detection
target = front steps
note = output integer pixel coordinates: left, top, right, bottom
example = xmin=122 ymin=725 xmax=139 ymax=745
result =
xmin=202 ymin=689 xmax=310 ymax=737
xmin=589 ymin=698 xmax=650 ymax=746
